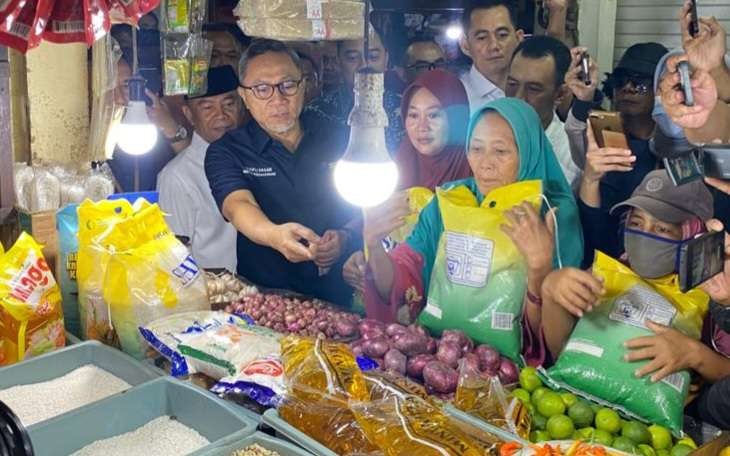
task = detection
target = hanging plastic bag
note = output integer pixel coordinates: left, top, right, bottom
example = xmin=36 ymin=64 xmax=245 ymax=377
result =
xmin=162 ymin=0 xmax=205 ymax=33
xmin=0 ymin=0 xmax=21 ymax=27
xmin=57 ymin=204 xmax=80 ymax=337
xmin=545 ymin=252 xmax=709 ymax=436
xmin=0 ymin=0 xmax=38 ymax=53
xmin=103 ymin=203 xmax=208 ymax=360
xmin=419 ymin=180 xmax=542 ymax=362
xmin=163 ymin=33 xmax=211 ymax=97
xmin=43 ymin=0 xmax=109 ymax=45
xmin=0 ymin=232 xmax=65 ymax=366
xmin=77 ymin=198 xmax=134 ymax=345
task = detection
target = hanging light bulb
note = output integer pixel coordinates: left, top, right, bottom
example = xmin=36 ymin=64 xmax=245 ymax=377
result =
xmin=334 ymin=69 xmax=399 ymax=207
xmin=116 ymin=76 xmax=158 ymax=155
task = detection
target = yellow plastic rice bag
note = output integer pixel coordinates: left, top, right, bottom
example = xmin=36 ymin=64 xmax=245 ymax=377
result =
xmin=103 ymin=203 xmax=208 ymax=360
xmin=546 ymin=252 xmax=709 ymax=435
xmin=77 ymin=199 xmax=134 ymax=345
xmin=0 ymin=232 xmax=64 ymax=365
xmin=420 ymin=180 xmax=542 ymax=361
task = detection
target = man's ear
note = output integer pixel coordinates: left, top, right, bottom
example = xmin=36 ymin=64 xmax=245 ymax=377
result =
xmin=237 ymin=87 xmax=248 ymax=108
xmin=516 ymin=29 xmax=525 ymax=42
xmin=182 ymin=104 xmax=194 ymax=126
xmin=459 ymin=36 xmax=472 ymax=59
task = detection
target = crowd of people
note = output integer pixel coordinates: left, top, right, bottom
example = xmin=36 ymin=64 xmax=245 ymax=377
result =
xmin=111 ymin=0 xmax=730 ymax=431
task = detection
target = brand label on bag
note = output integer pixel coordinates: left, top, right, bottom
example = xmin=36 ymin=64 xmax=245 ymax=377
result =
xmin=444 ymin=231 xmax=493 ymax=288
xmin=9 ymin=252 xmax=55 ymax=308
xmin=565 ymin=338 xmax=604 ymax=358
xmin=609 ymin=285 xmax=676 ymax=329
xmin=661 ymin=373 xmax=685 ymax=393
xmin=172 ymin=255 xmax=200 ymax=287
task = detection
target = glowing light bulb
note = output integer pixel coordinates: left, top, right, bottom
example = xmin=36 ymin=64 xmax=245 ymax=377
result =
xmin=116 ymin=76 xmax=158 ymax=155
xmin=446 ymin=25 xmax=463 ymax=40
xmin=334 ymin=70 xmax=398 ymax=207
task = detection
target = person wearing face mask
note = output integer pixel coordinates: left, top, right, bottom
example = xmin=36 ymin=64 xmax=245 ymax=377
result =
xmin=157 ymin=66 xmax=243 ymax=272
xmin=341 ymin=69 xmax=472 ymax=292
xmin=541 ymin=171 xmax=730 ymax=429
xmin=362 ymin=98 xmax=583 ymax=366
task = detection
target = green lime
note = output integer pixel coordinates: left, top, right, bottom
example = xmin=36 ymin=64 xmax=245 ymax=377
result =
xmin=595 ymin=408 xmax=621 ymax=434
xmin=670 ymin=444 xmax=694 ymax=456
xmin=613 ymin=436 xmax=638 ymax=453
xmin=648 ymin=424 xmax=673 ymax=451
xmin=531 ymin=386 xmax=550 ymax=406
xmin=547 ymin=414 xmax=575 ymax=440
xmin=568 ymin=402 xmax=595 ymax=428
xmin=560 ymin=392 xmax=578 ymax=408
xmin=594 ymin=429 xmax=614 ymax=447
xmin=519 ymin=367 xmax=543 ymax=393
xmin=525 ymin=403 xmax=536 ymax=416
xmin=532 ymin=414 xmax=548 ymax=431
xmin=512 ymin=388 xmax=531 ymax=404
xmin=675 ymin=438 xmax=697 ymax=450
xmin=622 ymin=421 xmax=651 ymax=445
xmin=575 ymin=427 xmax=596 ymax=441
xmin=656 ymin=450 xmax=670 ymax=456
xmin=530 ymin=430 xmax=550 ymax=443
xmin=537 ymin=392 xmax=567 ymax=418
xmin=638 ymin=444 xmax=657 ymax=456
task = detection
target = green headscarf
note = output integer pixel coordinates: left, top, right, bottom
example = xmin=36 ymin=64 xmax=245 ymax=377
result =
xmin=406 ymin=98 xmax=583 ymax=285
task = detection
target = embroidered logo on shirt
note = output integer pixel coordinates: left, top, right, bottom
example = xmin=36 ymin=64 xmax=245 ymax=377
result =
xmin=242 ymin=167 xmax=277 ymax=177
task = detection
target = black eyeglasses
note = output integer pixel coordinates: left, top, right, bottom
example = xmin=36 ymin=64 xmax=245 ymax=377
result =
xmin=240 ymin=79 xmax=303 ymax=100
xmin=613 ymin=73 xmax=653 ymax=94
xmin=406 ymin=60 xmax=449 ymax=72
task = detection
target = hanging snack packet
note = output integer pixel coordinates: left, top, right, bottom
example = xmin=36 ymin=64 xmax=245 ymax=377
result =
xmin=103 ymin=202 xmax=208 ymax=360
xmin=82 ymin=0 xmax=110 ymax=45
xmin=545 ymin=252 xmax=709 ymax=436
xmin=0 ymin=232 xmax=65 ymax=366
xmin=0 ymin=0 xmax=39 ymax=54
xmin=43 ymin=0 xmax=83 ymax=43
xmin=162 ymin=0 xmax=204 ymax=33
xmin=187 ymin=34 xmax=212 ymax=97
xmin=163 ymin=33 xmax=191 ymax=96
xmin=420 ymin=180 xmax=542 ymax=362
xmin=0 ymin=0 xmax=20 ymax=26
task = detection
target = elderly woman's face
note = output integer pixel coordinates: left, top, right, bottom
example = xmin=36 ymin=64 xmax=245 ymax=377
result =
xmin=467 ymin=112 xmax=520 ymax=196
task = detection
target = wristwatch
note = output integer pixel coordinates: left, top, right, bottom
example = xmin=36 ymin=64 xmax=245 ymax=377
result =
xmin=167 ymin=125 xmax=189 ymax=144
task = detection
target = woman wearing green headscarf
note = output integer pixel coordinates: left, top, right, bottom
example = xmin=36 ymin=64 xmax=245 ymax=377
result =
xmin=363 ymin=98 xmax=584 ymax=366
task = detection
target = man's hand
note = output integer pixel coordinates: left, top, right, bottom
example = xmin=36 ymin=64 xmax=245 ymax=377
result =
xmin=565 ymin=47 xmax=599 ymax=102
xmin=582 ymin=120 xmax=635 ymax=184
xmin=544 ymin=0 xmax=567 ymax=13
xmin=363 ymin=192 xmax=410 ymax=248
xmin=270 ymin=223 xmax=320 ymax=263
xmin=700 ymin=218 xmax=730 ymax=306
xmin=343 ymin=251 xmax=367 ymax=292
xmin=542 ymin=268 xmax=604 ymax=318
xmin=624 ymin=321 xmax=701 ymax=382
xmin=501 ymin=202 xmax=556 ymax=274
xmin=146 ymin=90 xmax=179 ymax=138
xmin=680 ymin=2 xmax=727 ymax=73
xmin=659 ymin=54 xmax=719 ymax=129
xmin=312 ymin=229 xmax=348 ymax=268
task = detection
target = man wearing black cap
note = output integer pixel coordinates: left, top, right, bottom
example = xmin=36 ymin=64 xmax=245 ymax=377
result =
xmin=157 ymin=66 xmax=244 ymax=271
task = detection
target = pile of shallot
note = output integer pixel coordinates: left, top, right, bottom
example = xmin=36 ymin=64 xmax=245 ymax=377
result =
xmin=225 ymin=294 xmax=361 ymax=340
xmin=351 ymin=320 xmax=519 ymax=395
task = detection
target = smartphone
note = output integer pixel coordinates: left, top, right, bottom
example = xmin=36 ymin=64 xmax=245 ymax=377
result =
xmin=688 ymin=0 xmax=699 ymax=38
xmin=678 ymin=230 xmax=724 ymax=292
xmin=663 ymin=148 xmax=704 ymax=186
xmin=702 ymin=144 xmax=730 ymax=179
xmin=678 ymin=61 xmax=694 ymax=107
xmin=580 ymin=52 xmax=591 ymax=86
xmin=589 ymin=111 xmax=629 ymax=149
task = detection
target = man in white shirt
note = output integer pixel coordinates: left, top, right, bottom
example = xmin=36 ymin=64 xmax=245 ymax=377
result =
xmin=157 ymin=66 xmax=243 ymax=271
xmin=458 ymin=0 xmax=524 ymax=112
xmin=505 ymin=35 xmax=581 ymax=186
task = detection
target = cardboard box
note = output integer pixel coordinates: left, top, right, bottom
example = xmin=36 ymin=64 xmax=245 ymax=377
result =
xmin=691 ymin=432 xmax=729 ymax=455
xmin=17 ymin=207 xmax=58 ymax=276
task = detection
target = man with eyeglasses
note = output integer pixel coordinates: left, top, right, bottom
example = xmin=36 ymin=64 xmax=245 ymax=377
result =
xmin=402 ymin=37 xmax=448 ymax=84
xmin=304 ymin=29 xmax=404 ymax=154
xmin=204 ymin=39 xmax=360 ymax=306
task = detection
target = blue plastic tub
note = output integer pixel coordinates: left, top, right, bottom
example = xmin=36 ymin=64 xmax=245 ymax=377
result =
xmin=108 ymin=191 xmax=159 ymax=204
xmin=199 ymin=431 xmax=314 ymax=456
xmin=0 ymin=341 xmax=159 ymax=392
xmin=261 ymin=409 xmax=337 ymax=456
xmin=28 ymin=377 xmax=258 ymax=456
xmin=65 ymin=331 xmax=82 ymax=346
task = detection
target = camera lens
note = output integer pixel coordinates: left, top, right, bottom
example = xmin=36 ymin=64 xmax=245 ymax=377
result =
xmin=0 ymin=400 xmax=33 ymax=456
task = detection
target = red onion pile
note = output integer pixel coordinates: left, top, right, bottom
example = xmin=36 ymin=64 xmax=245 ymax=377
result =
xmin=350 ymin=321 xmax=519 ymax=394
xmin=225 ymin=293 xmax=361 ymax=340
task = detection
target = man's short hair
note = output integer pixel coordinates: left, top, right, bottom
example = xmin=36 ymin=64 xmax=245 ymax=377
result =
xmin=203 ymin=22 xmax=251 ymax=48
xmin=512 ymin=35 xmax=571 ymax=88
xmin=462 ymin=0 xmax=518 ymax=32
xmin=238 ymin=38 xmax=302 ymax=81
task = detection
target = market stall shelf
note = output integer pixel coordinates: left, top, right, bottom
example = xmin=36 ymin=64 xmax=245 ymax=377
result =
xmin=200 ymin=431 xmax=314 ymax=456
xmin=262 ymin=409 xmax=337 ymax=456
xmin=27 ymin=377 xmax=258 ymax=456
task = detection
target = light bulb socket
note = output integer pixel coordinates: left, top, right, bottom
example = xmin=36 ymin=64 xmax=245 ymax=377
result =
xmin=348 ymin=71 xmax=387 ymax=128
xmin=127 ymin=76 xmax=146 ymax=103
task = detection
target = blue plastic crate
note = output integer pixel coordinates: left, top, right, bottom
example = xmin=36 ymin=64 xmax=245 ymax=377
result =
xmin=198 ymin=431 xmax=314 ymax=456
xmin=28 ymin=377 xmax=258 ymax=455
xmin=261 ymin=409 xmax=337 ymax=456
xmin=0 ymin=341 xmax=159 ymax=392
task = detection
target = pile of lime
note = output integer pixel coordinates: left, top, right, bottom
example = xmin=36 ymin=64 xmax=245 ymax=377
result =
xmin=515 ymin=367 xmax=697 ymax=456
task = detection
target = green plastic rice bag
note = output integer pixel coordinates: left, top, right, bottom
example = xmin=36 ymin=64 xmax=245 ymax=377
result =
xmin=419 ymin=180 xmax=542 ymax=362
xmin=545 ymin=252 xmax=709 ymax=435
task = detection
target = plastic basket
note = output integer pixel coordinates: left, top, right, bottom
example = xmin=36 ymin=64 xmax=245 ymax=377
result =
xmin=262 ymin=409 xmax=337 ymax=456
xmin=199 ymin=431 xmax=314 ymax=456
